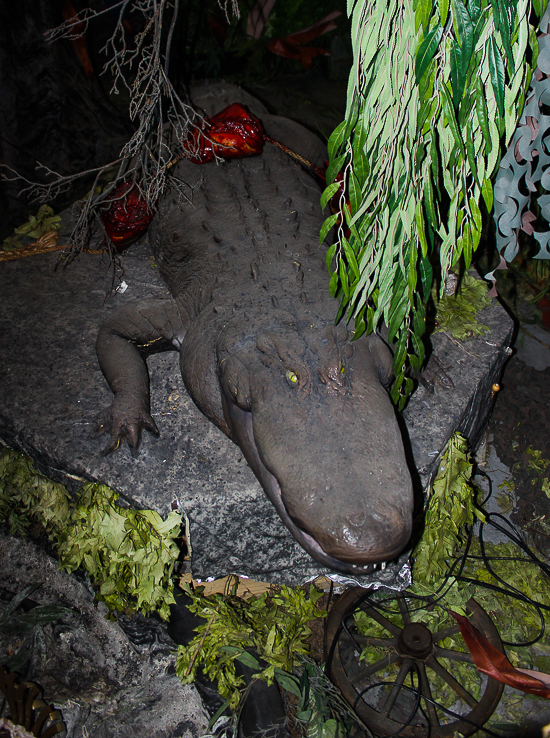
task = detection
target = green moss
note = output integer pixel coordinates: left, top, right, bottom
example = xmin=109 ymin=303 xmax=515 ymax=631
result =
xmin=434 ymin=274 xmax=492 ymax=340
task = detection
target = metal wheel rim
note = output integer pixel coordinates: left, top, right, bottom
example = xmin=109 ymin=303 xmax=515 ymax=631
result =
xmin=325 ymin=588 xmax=505 ymax=738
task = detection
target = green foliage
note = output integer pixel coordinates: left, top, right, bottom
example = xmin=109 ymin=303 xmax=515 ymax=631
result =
xmin=412 ymin=432 xmax=484 ymax=589
xmin=56 ymin=483 xmax=181 ymax=620
xmin=2 ymin=206 xmax=61 ymax=251
xmin=279 ymin=656 xmax=364 ymax=738
xmin=0 ymin=448 xmax=181 ymax=621
xmin=433 ymin=273 xmax=491 ymax=339
xmin=322 ymin=0 xmax=547 ymax=407
xmin=0 ymin=448 xmax=70 ymax=537
xmin=175 ymin=581 xmax=326 ymax=710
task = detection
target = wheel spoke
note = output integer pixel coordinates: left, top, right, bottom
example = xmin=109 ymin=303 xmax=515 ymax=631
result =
xmin=358 ymin=606 xmax=402 ymax=637
xmin=397 ymin=595 xmax=412 ymax=625
xmin=432 ymin=623 xmax=460 ymax=643
xmin=418 ymin=662 xmax=440 ymax=727
xmin=349 ymin=651 xmax=400 ymax=685
xmin=426 ymin=655 xmax=478 ymax=708
xmin=339 ymin=632 xmax=398 ymax=649
xmin=434 ymin=646 xmax=474 ymax=664
xmin=380 ymin=658 xmax=414 ymax=717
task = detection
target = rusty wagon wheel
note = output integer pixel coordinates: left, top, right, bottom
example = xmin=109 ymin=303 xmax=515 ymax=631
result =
xmin=324 ymin=588 xmax=504 ymax=738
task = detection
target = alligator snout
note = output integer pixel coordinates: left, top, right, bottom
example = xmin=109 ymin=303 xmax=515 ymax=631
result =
xmin=276 ymin=449 xmax=413 ymax=565
xmin=286 ymin=485 xmax=413 ymax=564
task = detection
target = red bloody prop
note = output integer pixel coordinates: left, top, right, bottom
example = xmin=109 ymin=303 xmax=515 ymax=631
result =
xmin=449 ymin=609 xmax=550 ymax=698
xmin=100 ymin=103 xmax=349 ymax=248
xmin=184 ymin=104 xmax=265 ymax=164
xmin=100 ymin=182 xmax=154 ymax=251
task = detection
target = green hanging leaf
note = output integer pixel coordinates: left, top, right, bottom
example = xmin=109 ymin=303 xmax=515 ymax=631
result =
xmin=415 ymin=201 xmax=428 ymax=257
xmin=329 ymin=271 xmax=339 ymax=297
xmin=423 ymin=173 xmax=439 ymax=231
xmin=451 ymin=0 xmax=474 ymax=105
xmin=488 ymin=35 xmax=506 ymax=117
xmin=419 ymin=254 xmax=433 ymax=296
xmin=320 ymin=182 xmax=342 ymax=211
xmin=339 ymin=258 xmax=350 ymax=298
xmin=462 ymin=223 xmax=473 ymax=267
xmin=474 ymin=76 xmax=492 ymax=152
xmin=441 ymin=83 xmax=466 ymax=160
xmin=320 ymin=214 xmax=340 ymax=244
xmin=387 ymin=287 xmax=409 ymax=342
xmin=465 ymin=121 xmax=480 ymax=188
xmin=348 ymin=170 xmax=362 ymax=214
xmin=326 ymin=153 xmax=348 ymax=185
xmin=274 ymin=669 xmax=302 ymax=699
xmin=392 ymin=331 xmax=408 ymax=375
xmin=416 ymin=24 xmax=443 ymax=84
xmin=490 ymin=0 xmax=514 ymax=70
xmin=407 ymin=239 xmax=418 ymax=294
xmin=452 ymin=0 xmax=473 ymax=49
xmin=325 ymin=242 xmax=337 ymax=272
xmin=467 ymin=0 xmax=481 ymax=23
xmin=327 ymin=120 xmax=348 ymax=160
xmin=235 ymin=650 xmax=262 ymax=670
xmin=450 ymin=41 xmax=464 ymax=108
xmin=482 ymin=177 xmax=493 ymax=213
xmin=342 ymin=237 xmax=360 ymax=280
xmin=470 ymin=197 xmax=482 ymax=232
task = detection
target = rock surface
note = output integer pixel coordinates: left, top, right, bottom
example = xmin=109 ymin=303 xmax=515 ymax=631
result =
xmin=0 ymin=532 xmax=209 ymax=738
xmin=0 ymin=207 xmax=514 ymax=585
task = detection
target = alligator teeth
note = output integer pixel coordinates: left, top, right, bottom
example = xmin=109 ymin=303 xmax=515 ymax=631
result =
xmin=381 ymin=562 xmax=386 ymax=571
xmin=367 ymin=564 xmax=376 ymax=570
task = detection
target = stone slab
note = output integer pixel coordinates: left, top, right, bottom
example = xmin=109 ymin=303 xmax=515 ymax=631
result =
xmin=0 ymin=213 xmax=514 ymax=586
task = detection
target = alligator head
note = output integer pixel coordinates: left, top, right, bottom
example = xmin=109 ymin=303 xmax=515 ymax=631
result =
xmin=215 ymin=315 xmax=414 ymax=574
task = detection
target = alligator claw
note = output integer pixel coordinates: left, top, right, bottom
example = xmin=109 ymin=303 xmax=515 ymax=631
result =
xmin=92 ymin=403 xmax=159 ymax=457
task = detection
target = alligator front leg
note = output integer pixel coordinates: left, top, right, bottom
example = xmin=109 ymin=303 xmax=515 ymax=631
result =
xmin=94 ymin=298 xmax=186 ymax=456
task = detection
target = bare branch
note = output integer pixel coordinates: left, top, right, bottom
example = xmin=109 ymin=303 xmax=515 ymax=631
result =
xmin=9 ymin=0 xmax=240 ymax=258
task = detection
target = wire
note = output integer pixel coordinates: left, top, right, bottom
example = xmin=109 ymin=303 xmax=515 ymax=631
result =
xmin=324 ymin=470 xmax=550 ymax=734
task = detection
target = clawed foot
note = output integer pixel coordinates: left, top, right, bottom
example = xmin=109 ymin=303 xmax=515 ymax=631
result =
xmin=91 ymin=399 xmax=159 ymax=457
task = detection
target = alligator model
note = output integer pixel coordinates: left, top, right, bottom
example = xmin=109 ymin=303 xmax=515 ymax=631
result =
xmin=93 ymin=84 xmax=414 ymax=575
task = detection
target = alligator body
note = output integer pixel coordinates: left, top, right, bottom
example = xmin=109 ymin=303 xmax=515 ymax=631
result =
xmin=94 ymin=84 xmax=413 ymax=575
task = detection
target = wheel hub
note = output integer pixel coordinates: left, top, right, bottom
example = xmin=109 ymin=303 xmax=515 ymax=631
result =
xmin=397 ymin=622 xmax=433 ymax=659
xmin=324 ymin=590 xmax=505 ymax=738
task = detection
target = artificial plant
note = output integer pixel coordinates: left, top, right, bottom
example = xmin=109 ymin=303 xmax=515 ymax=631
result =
xmin=322 ymin=0 xmax=550 ymax=408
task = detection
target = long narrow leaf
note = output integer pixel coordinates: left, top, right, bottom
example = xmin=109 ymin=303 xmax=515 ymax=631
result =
xmin=449 ymin=610 xmax=550 ymax=697
xmin=416 ymin=25 xmax=443 ymax=84
xmin=488 ymin=35 xmax=505 ymax=117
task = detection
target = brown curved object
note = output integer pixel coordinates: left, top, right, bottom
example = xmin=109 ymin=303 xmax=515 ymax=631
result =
xmin=0 ymin=231 xmax=105 ymax=261
xmin=324 ymin=588 xmax=504 ymax=737
xmin=0 ymin=667 xmax=65 ymax=738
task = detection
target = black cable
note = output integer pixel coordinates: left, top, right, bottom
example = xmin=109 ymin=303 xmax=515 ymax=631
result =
xmin=350 ymin=680 xmax=508 ymax=738
xmin=325 ymin=471 xmax=550 ymax=735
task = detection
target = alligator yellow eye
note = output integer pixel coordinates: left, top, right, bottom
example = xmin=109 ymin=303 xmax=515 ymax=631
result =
xmin=285 ymin=370 xmax=299 ymax=386
xmin=340 ymin=366 xmax=345 ymax=375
